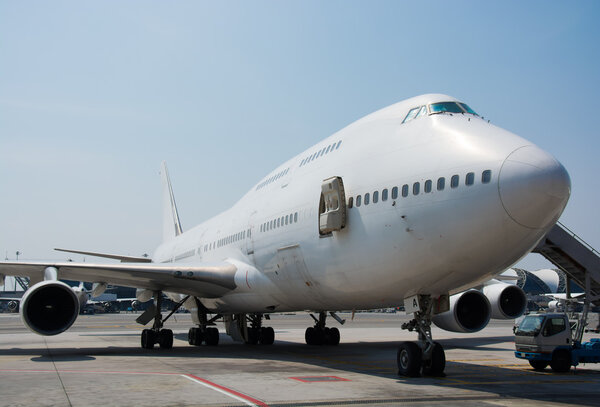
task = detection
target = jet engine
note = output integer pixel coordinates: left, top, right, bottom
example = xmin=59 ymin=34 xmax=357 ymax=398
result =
xmin=432 ymin=290 xmax=491 ymax=333
xmin=482 ymin=282 xmax=527 ymax=319
xmin=20 ymin=280 xmax=80 ymax=336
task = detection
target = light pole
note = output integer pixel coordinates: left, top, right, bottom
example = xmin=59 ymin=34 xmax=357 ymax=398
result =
xmin=15 ymin=251 xmax=20 ymax=261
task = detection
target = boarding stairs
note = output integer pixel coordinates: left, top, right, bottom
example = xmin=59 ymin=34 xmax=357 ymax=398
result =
xmin=534 ymin=222 xmax=600 ymax=306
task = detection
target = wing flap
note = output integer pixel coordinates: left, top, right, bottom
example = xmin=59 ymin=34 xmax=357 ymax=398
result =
xmin=0 ymin=261 xmax=237 ymax=299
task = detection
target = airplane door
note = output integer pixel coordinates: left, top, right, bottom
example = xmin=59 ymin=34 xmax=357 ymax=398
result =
xmin=246 ymin=210 xmax=257 ymax=262
xmin=318 ymin=176 xmax=347 ymax=235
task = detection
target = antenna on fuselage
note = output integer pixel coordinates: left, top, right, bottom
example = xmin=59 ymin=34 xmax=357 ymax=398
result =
xmin=160 ymin=161 xmax=183 ymax=242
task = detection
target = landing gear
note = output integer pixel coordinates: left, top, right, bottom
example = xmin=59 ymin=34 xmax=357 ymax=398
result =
xmin=245 ymin=314 xmax=275 ymax=345
xmin=305 ymin=312 xmax=341 ymax=346
xmin=399 ymin=295 xmax=446 ymax=377
xmin=139 ymin=291 xmax=174 ymax=350
xmin=187 ymin=298 xmax=221 ymax=347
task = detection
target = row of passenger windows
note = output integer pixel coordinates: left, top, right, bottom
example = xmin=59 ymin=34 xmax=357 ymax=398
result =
xmin=348 ymin=170 xmax=492 ymax=208
xmin=260 ymin=212 xmax=299 ymax=233
xmin=256 ymin=167 xmax=290 ymax=191
xmin=203 ymin=228 xmax=252 ymax=252
xmin=299 ymin=140 xmax=342 ymax=167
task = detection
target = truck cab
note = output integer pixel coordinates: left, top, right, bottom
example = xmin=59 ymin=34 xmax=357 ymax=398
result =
xmin=514 ymin=313 xmax=573 ymax=371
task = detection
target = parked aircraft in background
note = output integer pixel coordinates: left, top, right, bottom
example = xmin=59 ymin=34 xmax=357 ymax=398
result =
xmin=0 ymin=94 xmax=570 ymax=377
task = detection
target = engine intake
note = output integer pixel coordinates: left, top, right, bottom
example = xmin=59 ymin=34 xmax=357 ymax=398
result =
xmin=483 ymin=282 xmax=527 ymax=319
xmin=20 ymin=280 xmax=80 ymax=336
xmin=432 ymin=290 xmax=491 ymax=333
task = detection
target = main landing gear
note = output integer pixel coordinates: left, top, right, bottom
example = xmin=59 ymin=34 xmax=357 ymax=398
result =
xmin=398 ymin=295 xmax=446 ymax=377
xmin=188 ymin=297 xmax=221 ymax=346
xmin=245 ymin=314 xmax=275 ymax=345
xmin=140 ymin=291 xmax=175 ymax=350
xmin=305 ymin=311 xmax=341 ymax=346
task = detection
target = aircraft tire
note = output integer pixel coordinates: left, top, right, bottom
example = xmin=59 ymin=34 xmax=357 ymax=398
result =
xmin=259 ymin=327 xmax=275 ymax=345
xmin=397 ymin=342 xmax=422 ymax=377
xmin=325 ymin=327 xmax=340 ymax=346
xmin=188 ymin=327 xmax=203 ymax=346
xmin=550 ymin=349 xmax=571 ymax=373
xmin=422 ymin=342 xmax=445 ymax=377
xmin=246 ymin=327 xmax=259 ymax=345
xmin=141 ymin=329 xmax=156 ymax=349
xmin=159 ymin=329 xmax=173 ymax=349
xmin=205 ymin=327 xmax=219 ymax=346
xmin=305 ymin=327 xmax=316 ymax=345
xmin=529 ymin=360 xmax=548 ymax=371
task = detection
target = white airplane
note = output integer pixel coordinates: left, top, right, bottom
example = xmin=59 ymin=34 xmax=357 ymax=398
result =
xmin=0 ymin=94 xmax=570 ymax=377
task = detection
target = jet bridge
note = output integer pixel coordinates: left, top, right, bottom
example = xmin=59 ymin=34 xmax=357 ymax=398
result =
xmin=534 ymin=222 xmax=600 ymax=307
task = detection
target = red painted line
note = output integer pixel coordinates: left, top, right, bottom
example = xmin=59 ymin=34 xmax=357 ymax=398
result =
xmin=185 ymin=374 xmax=269 ymax=407
xmin=289 ymin=375 xmax=351 ymax=383
xmin=0 ymin=368 xmax=179 ymax=376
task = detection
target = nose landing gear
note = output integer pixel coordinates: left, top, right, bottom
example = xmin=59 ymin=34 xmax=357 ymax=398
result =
xmin=398 ymin=295 xmax=446 ymax=377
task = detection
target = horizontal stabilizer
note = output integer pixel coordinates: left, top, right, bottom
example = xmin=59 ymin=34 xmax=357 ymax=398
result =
xmin=54 ymin=248 xmax=152 ymax=263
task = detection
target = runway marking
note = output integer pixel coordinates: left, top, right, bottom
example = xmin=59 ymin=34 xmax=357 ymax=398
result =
xmin=289 ymin=376 xmax=351 ymax=382
xmin=183 ymin=374 xmax=268 ymax=406
xmin=0 ymin=369 xmax=268 ymax=407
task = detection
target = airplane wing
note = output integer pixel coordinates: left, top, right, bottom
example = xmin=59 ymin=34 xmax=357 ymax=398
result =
xmin=0 ymin=261 xmax=237 ymax=298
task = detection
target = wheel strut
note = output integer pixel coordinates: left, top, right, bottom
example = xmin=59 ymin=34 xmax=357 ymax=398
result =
xmin=399 ymin=295 xmax=446 ymax=377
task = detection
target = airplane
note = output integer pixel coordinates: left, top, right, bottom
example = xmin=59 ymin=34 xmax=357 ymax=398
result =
xmin=0 ymin=94 xmax=571 ymax=377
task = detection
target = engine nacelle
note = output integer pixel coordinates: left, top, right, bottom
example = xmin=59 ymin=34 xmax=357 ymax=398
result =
xmin=20 ymin=280 xmax=80 ymax=336
xmin=432 ymin=290 xmax=491 ymax=333
xmin=482 ymin=282 xmax=527 ymax=319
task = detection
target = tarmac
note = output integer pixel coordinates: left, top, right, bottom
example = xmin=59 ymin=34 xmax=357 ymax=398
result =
xmin=1 ymin=312 xmax=599 ymax=407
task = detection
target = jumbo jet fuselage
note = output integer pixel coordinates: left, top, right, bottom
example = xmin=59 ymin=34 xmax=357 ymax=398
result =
xmin=153 ymin=94 xmax=570 ymax=313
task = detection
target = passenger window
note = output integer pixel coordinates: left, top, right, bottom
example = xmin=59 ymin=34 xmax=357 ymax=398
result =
xmin=290 ymin=213 xmax=294 ymax=223
xmin=413 ymin=182 xmax=420 ymax=195
xmin=325 ymin=145 xmax=331 ymax=154
xmin=364 ymin=193 xmax=370 ymax=205
xmin=466 ymin=172 xmax=475 ymax=186
xmin=402 ymin=184 xmax=409 ymax=197
xmin=356 ymin=195 xmax=362 ymax=207
xmin=392 ymin=186 xmax=398 ymax=199
xmin=285 ymin=215 xmax=289 ymax=225
xmin=277 ymin=218 xmax=280 ymax=228
xmin=437 ymin=177 xmax=445 ymax=191
xmin=424 ymin=180 xmax=432 ymax=193
xmin=373 ymin=191 xmax=379 ymax=203
xmin=336 ymin=140 xmax=342 ymax=149
xmin=294 ymin=212 xmax=298 ymax=222
xmin=382 ymin=189 xmax=388 ymax=201
xmin=451 ymin=175 xmax=459 ymax=188
xmin=348 ymin=196 xmax=354 ymax=208
xmin=482 ymin=170 xmax=492 ymax=184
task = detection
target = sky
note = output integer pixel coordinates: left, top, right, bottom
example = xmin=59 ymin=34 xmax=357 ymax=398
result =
xmin=1 ymin=1 xmax=599 ymax=272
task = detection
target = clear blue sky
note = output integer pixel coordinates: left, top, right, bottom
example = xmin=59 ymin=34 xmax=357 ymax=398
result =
xmin=1 ymin=1 xmax=599 ymax=271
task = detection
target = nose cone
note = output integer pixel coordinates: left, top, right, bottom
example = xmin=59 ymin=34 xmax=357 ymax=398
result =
xmin=499 ymin=145 xmax=571 ymax=229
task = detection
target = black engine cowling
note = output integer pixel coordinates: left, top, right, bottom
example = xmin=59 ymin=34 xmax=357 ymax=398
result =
xmin=20 ymin=280 xmax=80 ymax=336
xmin=432 ymin=290 xmax=491 ymax=333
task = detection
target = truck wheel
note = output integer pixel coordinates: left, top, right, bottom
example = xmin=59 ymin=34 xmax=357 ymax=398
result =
xmin=529 ymin=360 xmax=548 ymax=371
xmin=550 ymin=350 xmax=571 ymax=373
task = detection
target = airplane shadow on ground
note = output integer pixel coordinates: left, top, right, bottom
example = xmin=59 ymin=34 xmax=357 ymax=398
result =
xmin=2 ymin=334 xmax=600 ymax=406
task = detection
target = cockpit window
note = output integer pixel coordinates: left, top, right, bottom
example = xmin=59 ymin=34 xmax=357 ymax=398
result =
xmin=459 ymin=102 xmax=478 ymax=116
xmin=403 ymin=101 xmax=478 ymax=125
xmin=429 ymin=102 xmax=465 ymax=114
xmin=402 ymin=107 xmax=420 ymax=123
